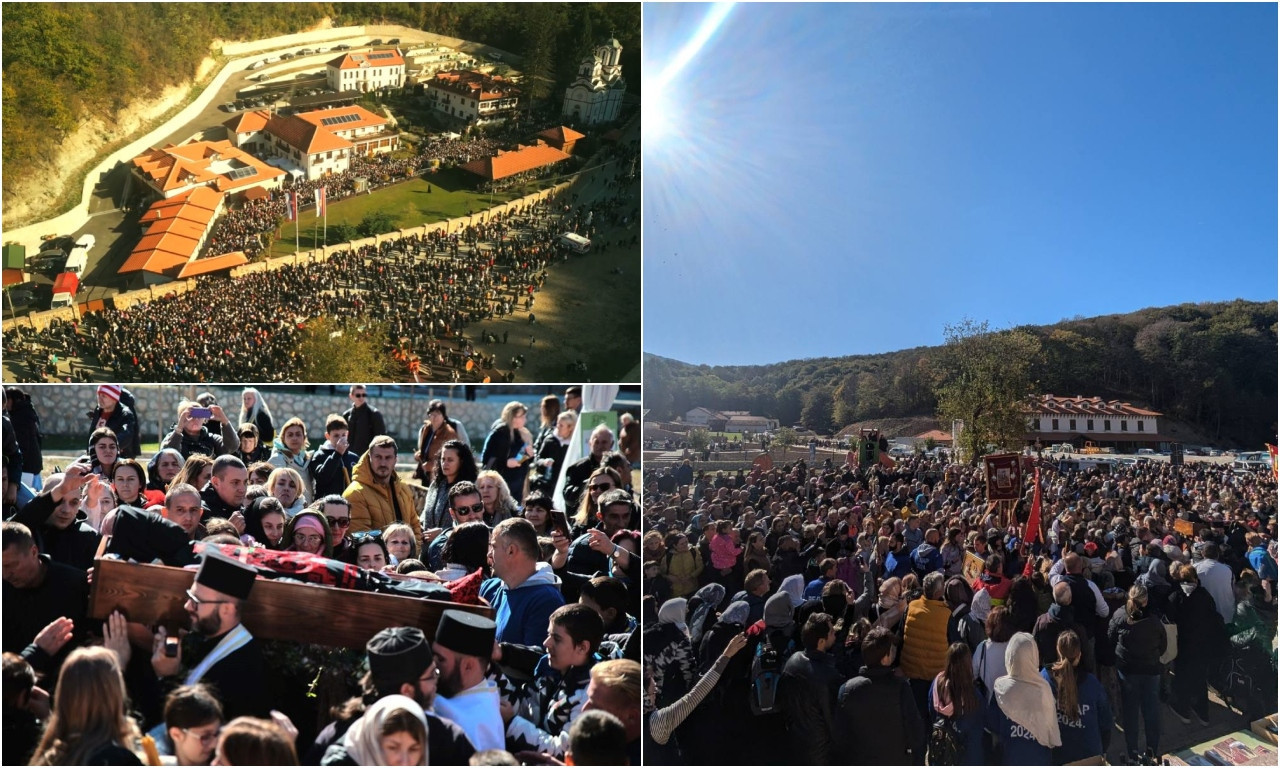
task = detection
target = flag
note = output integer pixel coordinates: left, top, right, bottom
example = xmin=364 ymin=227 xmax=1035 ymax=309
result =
xmin=285 ymin=190 xmax=296 ymax=221
xmin=1268 ymin=443 xmax=1278 ymax=478
xmin=1022 ymin=467 xmax=1042 ymax=577
xmin=315 ymin=187 xmax=326 ymax=218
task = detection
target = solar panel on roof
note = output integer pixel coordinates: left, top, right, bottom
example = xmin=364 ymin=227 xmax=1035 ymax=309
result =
xmin=320 ymin=113 xmax=361 ymax=126
xmin=225 ymin=166 xmax=257 ymax=180
xmin=369 ymin=52 xmax=395 ymax=59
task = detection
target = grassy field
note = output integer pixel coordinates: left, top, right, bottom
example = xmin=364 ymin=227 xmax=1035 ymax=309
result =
xmin=266 ymin=168 xmax=546 ymax=257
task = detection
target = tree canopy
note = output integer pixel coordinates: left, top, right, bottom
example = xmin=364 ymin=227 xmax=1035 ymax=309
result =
xmin=644 ymin=300 xmax=1278 ymax=448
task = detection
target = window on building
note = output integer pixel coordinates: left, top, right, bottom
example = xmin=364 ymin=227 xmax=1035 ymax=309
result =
xmin=1069 ymin=419 xmax=1076 ymax=431
xmin=1137 ymin=421 xmax=1144 ymax=432
xmin=1121 ymin=421 xmax=1128 ymax=431
xmin=1051 ymin=418 xmax=1059 ymax=431
xmin=1087 ymin=419 xmax=1094 ymax=431
xmin=1033 ymin=418 xmax=1041 ymax=430
xmin=1104 ymin=420 xmax=1111 ymax=431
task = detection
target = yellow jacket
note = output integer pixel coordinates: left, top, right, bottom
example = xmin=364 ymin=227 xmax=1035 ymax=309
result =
xmin=900 ymin=595 xmax=951 ymax=681
xmin=343 ymin=451 xmax=423 ymax=541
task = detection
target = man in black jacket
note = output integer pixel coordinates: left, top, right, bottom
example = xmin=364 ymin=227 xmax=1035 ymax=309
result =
xmin=200 ymin=456 xmax=247 ymax=526
xmin=8 ymin=464 xmax=101 ymax=572
xmin=4 ymin=387 xmax=43 ymax=491
xmin=837 ymin=626 xmax=926 ymax=765
xmin=562 ymin=424 xmax=615 ymax=514
xmin=779 ymin=612 xmax=845 ymax=765
xmin=2 ymin=521 xmax=90 ymax=689
xmin=342 ymin=385 xmax=387 ymax=458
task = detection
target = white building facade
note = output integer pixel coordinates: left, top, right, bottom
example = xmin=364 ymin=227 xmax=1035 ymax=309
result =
xmin=327 ymin=50 xmax=406 ymax=93
xmin=562 ymin=39 xmax=626 ymax=125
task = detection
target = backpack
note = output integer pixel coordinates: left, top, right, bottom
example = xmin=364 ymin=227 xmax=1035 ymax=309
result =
xmin=748 ymin=633 xmax=793 ymax=715
xmin=927 ymin=715 xmax=963 ymax=766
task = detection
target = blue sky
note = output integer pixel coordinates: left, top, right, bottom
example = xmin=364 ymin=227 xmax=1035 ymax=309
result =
xmin=642 ymin=3 xmax=1278 ymax=366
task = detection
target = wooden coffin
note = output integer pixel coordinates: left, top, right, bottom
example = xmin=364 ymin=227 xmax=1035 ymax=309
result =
xmin=88 ymin=558 xmax=492 ymax=649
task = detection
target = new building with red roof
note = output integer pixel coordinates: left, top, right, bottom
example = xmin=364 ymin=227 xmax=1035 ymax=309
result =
xmin=326 ymin=49 xmax=406 ymax=93
xmin=224 ymin=106 xmax=397 ymax=181
xmin=130 ymin=140 xmax=286 ymax=199
xmin=120 ymin=186 xmax=226 ymax=284
xmin=460 ymin=142 xmax=570 ymax=182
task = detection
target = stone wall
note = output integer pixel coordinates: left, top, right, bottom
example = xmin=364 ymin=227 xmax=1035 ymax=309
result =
xmin=23 ymin=384 xmax=563 ymax=449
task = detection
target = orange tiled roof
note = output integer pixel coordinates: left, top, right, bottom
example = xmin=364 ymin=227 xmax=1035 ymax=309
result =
xmin=265 ymin=114 xmax=354 ymax=154
xmin=461 ymin=142 xmax=570 ymax=182
xmin=131 ymin=140 xmax=284 ymax=194
xmin=431 ymin=70 xmax=519 ymax=101
xmin=121 ymin=187 xmax=224 ymax=275
xmin=295 ymin=105 xmax=387 ymax=132
xmin=177 ymin=252 xmax=248 ymax=279
xmin=223 ymin=110 xmax=271 ymax=134
xmin=1029 ymin=394 xmax=1161 ymax=418
xmin=538 ymin=126 xmax=586 ymax=143
xmin=328 ymin=50 xmax=405 ymax=70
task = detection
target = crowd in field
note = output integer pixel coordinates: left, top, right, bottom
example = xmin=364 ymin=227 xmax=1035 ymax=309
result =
xmin=639 ymin=451 xmax=1277 ymax=765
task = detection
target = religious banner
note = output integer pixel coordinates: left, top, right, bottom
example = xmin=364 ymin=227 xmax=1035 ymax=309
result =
xmin=962 ymin=551 xmax=985 ymax=584
xmin=984 ymin=453 xmax=1023 ymax=501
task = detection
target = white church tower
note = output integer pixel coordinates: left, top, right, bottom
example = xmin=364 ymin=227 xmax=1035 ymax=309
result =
xmin=562 ymin=38 xmax=626 ymax=125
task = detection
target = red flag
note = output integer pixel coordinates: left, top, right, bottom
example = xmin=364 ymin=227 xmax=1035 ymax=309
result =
xmin=1022 ymin=467 xmax=1043 ymax=577
xmin=285 ymin=190 xmax=297 ymax=221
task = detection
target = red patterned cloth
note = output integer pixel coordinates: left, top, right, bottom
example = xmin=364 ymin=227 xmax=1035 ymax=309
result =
xmin=445 ymin=568 xmax=486 ymax=605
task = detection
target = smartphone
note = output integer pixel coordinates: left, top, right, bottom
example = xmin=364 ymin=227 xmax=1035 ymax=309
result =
xmin=550 ymin=510 xmax=570 ymax=538
xmin=190 ymin=407 xmax=213 ymax=420
xmin=165 ymin=637 xmax=179 ymax=657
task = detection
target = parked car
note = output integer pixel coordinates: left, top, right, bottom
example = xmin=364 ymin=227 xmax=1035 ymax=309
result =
xmin=334 ymin=43 xmax=351 ymax=50
xmin=1136 ymin=448 xmax=1155 ymax=455
xmin=281 ymin=52 xmax=295 ymax=60
xmin=296 ymin=48 xmax=312 ymax=55
xmin=487 ymin=52 xmax=502 ymax=61
xmin=370 ymin=38 xmax=383 ymax=45
xmin=388 ymin=38 xmax=400 ymax=44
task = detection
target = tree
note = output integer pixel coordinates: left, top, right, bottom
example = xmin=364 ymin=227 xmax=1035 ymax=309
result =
xmin=326 ymin=223 xmax=357 ymax=245
xmin=931 ymin=319 xmax=1041 ymax=463
xmin=296 ymin=317 xmax=397 ymax=382
xmin=687 ymin=428 xmax=710 ymax=453
xmin=356 ymin=211 xmax=397 ymax=238
xmin=773 ymin=427 xmax=798 ymax=459
xmin=801 ymin=387 xmax=835 ymax=435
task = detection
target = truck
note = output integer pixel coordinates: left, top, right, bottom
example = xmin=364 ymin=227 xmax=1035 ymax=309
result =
xmin=50 ymin=272 xmax=79 ymax=309
xmin=63 ymin=234 xmax=94 ymax=274
xmin=557 ymin=232 xmax=591 ymax=254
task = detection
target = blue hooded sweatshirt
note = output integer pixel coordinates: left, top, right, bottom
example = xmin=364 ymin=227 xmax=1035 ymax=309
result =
xmin=480 ymin=562 xmax=566 ymax=646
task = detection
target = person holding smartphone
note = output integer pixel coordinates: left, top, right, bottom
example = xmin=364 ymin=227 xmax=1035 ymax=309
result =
xmin=161 ymin=400 xmax=239 ymax=460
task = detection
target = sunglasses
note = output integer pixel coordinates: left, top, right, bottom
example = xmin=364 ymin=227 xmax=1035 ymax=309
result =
xmin=453 ymin=502 xmax=486 ymax=515
xmin=352 ymin=530 xmax=383 ymax=542
xmin=589 ymin=483 xmax=614 ymax=491
xmin=352 ymin=393 xmax=367 ymax=399
xmin=326 ymin=516 xmax=351 ymax=529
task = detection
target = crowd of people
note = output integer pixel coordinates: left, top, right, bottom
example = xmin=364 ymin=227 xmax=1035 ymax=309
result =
xmin=639 ymin=450 xmax=1277 ymax=766
xmin=2 ymin=384 xmax=646 ymax=765
xmin=4 ymin=183 xmax=615 ymax=384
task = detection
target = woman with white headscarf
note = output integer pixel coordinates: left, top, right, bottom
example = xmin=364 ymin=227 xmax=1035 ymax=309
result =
xmin=238 ymin=387 xmax=275 ymax=446
xmin=322 ymin=694 xmax=428 ymax=766
xmin=987 ymin=632 xmax=1060 ymax=765
xmin=778 ymin=573 xmax=806 ymax=608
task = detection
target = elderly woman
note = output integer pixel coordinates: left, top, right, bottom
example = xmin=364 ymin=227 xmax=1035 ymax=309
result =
xmin=476 ymin=470 xmax=518 ymax=526
xmin=146 ymin=448 xmax=185 ymax=493
xmin=480 ymin=401 xmax=534 ymax=501
xmin=533 ymin=409 xmax=576 ymax=494
xmin=238 ymin=387 xmax=276 ymax=446
xmin=382 ymin=522 xmax=418 ymax=565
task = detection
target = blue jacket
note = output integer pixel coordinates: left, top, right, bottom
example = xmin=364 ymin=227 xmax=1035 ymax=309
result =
xmin=927 ymin=677 xmax=985 ymax=765
xmin=987 ymin=697 xmax=1054 ymax=765
xmin=885 ymin=548 xmax=914 ymax=580
xmin=803 ymin=577 xmax=829 ymax=600
xmin=1042 ymin=668 xmax=1112 ymax=764
xmin=480 ymin=564 xmax=566 ymax=645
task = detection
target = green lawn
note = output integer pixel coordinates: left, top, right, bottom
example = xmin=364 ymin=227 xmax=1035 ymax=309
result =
xmin=266 ymin=169 xmax=547 ymax=257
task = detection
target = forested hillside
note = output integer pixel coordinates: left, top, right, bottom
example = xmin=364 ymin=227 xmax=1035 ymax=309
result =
xmin=1 ymin=2 xmax=639 ymax=205
xmin=644 ymin=300 xmax=1278 ymax=447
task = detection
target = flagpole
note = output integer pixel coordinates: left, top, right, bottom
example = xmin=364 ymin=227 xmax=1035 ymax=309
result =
xmin=293 ymin=190 xmax=299 ymax=256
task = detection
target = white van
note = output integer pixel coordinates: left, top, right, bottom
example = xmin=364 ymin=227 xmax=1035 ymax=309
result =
xmin=557 ymin=232 xmax=591 ymax=254
xmin=63 ymin=249 xmax=88 ymax=274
